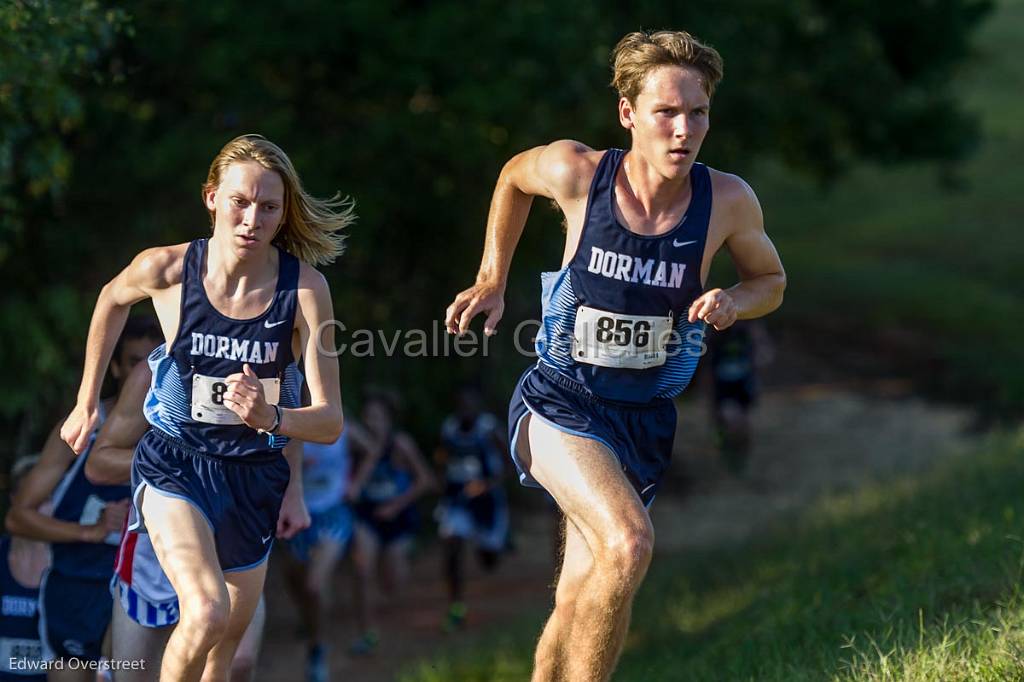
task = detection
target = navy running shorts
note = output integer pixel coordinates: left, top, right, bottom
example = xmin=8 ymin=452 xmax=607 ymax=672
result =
xmin=508 ymin=362 xmax=677 ymax=507
xmin=39 ymin=570 xmax=112 ymax=662
xmin=130 ymin=428 xmax=290 ymax=572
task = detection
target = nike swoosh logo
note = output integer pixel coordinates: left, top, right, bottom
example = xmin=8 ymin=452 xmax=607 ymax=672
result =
xmin=261 ymin=533 xmax=273 ymax=544
xmin=673 ymin=239 xmax=697 ymax=247
xmin=264 ymin=320 xmax=287 ymax=329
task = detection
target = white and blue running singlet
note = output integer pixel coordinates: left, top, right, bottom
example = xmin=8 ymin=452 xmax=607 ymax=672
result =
xmin=143 ymin=238 xmax=302 ymax=456
xmin=535 ymin=149 xmax=710 ymax=403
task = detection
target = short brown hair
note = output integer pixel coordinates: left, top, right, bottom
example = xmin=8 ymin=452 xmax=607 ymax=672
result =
xmin=203 ymin=134 xmax=354 ymax=266
xmin=611 ymin=30 xmax=724 ymax=103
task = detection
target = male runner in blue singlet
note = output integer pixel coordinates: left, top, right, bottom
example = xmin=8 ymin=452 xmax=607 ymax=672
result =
xmin=434 ymin=386 xmax=509 ymax=631
xmin=708 ymin=320 xmax=771 ymax=474
xmin=445 ymin=31 xmax=786 ymax=681
xmin=345 ymin=392 xmax=435 ymax=655
xmin=281 ymin=425 xmax=354 ymax=680
xmin=5 ymin=317 xmax=161 ymax=680
xmin=59 ymin=135 xmax=349 ymax=681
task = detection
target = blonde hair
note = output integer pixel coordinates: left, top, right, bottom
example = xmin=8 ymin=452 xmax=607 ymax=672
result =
xmin=611 ymin=30 xmax=724 ymax=104
xmin=202 ymin=134 xmax=354 ymax=265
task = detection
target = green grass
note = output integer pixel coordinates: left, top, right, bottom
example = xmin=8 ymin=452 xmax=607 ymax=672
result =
xmin=714 ymin=0 xmax=1024 ymax=411
xmin=402 ymin=429 xmax=1024 ymax=681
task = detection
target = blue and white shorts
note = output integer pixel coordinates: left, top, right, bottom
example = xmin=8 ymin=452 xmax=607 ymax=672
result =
xmin=114 ymin=579 xmax=179 ymax=629
xmin=112 ymin=528 xmax=179 ymax=628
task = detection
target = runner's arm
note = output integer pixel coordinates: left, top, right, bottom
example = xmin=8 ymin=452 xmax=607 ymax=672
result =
xmin=444 ymin=140 xmax=594 ymax=336
xmin=276 ymin=438 xmax=310 ymax=539
xmin=86 ymin=362 xmax=152 ymax=486
xmin=342 ymin=422 xmax=379 ymax=501
xmin=389 ymin=433 xmax=438 ymax=509
xmin=62 ymin=246 xmax=182 ymax=453
xmin=275 ymin=266 xmax=343 ymax=444
xmin=5 ymin=423 xmax=121 ymax=543
xmin=689 ymin=176 xmax=786 ymax=329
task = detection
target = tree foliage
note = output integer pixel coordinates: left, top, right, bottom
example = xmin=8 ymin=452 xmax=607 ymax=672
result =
xmin=0 ymin=0 xmax=129 ymax=254
xmin=0 ymin=0 xmax=129 ymax=456
xmin=0 ymin=0 xmax=992 ymax=452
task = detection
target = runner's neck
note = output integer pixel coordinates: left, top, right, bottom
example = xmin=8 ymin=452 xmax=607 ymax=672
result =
xmin=621 ymin=150 xmax=693 ymax=219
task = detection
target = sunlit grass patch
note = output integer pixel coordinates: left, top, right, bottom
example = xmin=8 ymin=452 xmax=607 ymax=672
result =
xmin=402 ymin=429 xmax=1024 ymax=681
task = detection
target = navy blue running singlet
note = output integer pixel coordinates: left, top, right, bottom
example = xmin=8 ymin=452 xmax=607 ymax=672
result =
xmin=535 ymin=149 xmax=711 ymax=403
xmin=144 ymin=238 xmax=302 ymax=456
xmin=49 ymin=406 xmax=129 ymax=580
xmin=440 ymin=414 xmax=502 ymax=499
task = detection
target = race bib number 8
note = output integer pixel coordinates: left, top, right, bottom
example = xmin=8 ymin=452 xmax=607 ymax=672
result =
xmin=572 ymin=305 xmax=674 ymax=369
xmin=192 ymin=373 xmax=281 ymax=425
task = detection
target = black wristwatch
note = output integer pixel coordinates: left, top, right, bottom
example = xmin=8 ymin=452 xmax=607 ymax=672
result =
xmin=259 ymin=404 xmax=282 ymax=435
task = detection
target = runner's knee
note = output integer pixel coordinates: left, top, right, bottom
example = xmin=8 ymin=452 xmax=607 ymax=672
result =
xmin=179 ymin=594 xmax=230 ymax=645
xmin=596 ymin=521 xmax=654 ymax=584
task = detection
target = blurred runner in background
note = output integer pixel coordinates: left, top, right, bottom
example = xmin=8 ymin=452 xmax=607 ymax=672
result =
xmin=346 ymin=391 xmax=435 ymax=656
xmin=1 ymin=455 xmax=49 ymax=682
xmin=708 ymin=320 xmax=773 ymax=475
xmin=282 ymin=423 xmax=354 ymax=682
xmin=434 ymin=385 xmax=509 ymax=632
xmin=5 ymin=318 xmax=161 ymax=680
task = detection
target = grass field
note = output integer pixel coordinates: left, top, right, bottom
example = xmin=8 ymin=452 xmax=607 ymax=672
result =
xmin=397 ymin=2 xmax=1024 ymax=679
xmin=402 ymin=429 xmax=1024 ymax=682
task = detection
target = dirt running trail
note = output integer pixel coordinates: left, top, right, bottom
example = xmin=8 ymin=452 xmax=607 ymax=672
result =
xmin=256 ymin=355 xmax=977 ymax=681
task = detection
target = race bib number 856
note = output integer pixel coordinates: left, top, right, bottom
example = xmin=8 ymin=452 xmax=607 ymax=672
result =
xmin=572 ymin=305 xmax=673 ymax=370
xmin=191 ymin=373 xmax=281 ymax=425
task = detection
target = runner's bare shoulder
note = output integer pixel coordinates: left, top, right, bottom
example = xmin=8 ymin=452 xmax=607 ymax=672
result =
xmin=708 ymin=169 xmax=761 ymax=221
xmin=296 ymin=260 xmax=329 ymax=293
xmin=536 ymin=140 xmax=603 ymax=201
xmin=126 ymin=243 xmax=190 ymax=292
xmin=294 ymin=261 xmax=333 ymax=340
